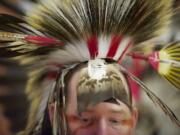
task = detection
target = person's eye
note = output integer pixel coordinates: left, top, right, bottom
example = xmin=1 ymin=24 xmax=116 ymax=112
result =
xmin=80 ymin=116 xmax=93 ymax=125
xmin=81 ymin=117 xmax=90 ymax=122
xmin=109 ymin=119 xmax=121 ymax=125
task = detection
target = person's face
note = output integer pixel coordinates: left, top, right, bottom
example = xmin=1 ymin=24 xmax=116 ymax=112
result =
xmin=66 ymin=102 xmax=138 ymax=135
xmin=49 ymin=69 xmax=138 ymax=135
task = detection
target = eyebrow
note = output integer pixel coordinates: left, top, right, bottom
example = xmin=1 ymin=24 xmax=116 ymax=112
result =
xmin=113 ymin=109 xmax=134 ymax=119
xmin=82 ymin=108 xmax=128 ymax=115
xmin=109 ymin=109 xmax=126 ymax=114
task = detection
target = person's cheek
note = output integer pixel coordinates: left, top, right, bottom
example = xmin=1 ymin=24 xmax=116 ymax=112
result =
xmin=110 ymin=122 xmax=133 ymax=135
xmin=111 ymin=127 xmax=131 ymax=135
xmin=72 ymin=126 xmax=95 ymax=135
xmin=67 ymin=116 xmax=82 ymax=133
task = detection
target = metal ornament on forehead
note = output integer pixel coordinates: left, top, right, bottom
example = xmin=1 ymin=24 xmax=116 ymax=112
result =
xmin=88 ymin=59 xmax=107 ymax=80
xmin=75 ymin=59 xmax=132 ymax=113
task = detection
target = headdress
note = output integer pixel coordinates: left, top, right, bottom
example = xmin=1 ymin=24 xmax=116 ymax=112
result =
xmin=0 ymin=0 xmax=179 ymax=135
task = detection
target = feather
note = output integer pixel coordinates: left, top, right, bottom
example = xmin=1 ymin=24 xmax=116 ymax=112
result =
xmin=24 ymin=0 xmax=172 ymax=64
xmin=128 ymin=42 xmax=180 ymax=90
xmin=131 ymin=41 xmax=164 ymax=55
xmin=148 ymin=42 xmax=180 ymax=89
xmin=120 ymin=66 xmax=180 ymax=127
xmin=0 ymin=14 xmax=30 ymax=33
xmin=0 ymin=14 xmax=61 ymax=62
xmin=19 ymin=69 xmax=58 ymax=135
xmin=0 ymin=0 xmax=173 ymax=65
xmin=27 ymin=0 xmax=172 ymax=43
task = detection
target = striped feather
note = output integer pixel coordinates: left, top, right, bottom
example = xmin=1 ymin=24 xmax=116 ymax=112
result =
xmin=0 ymin=14 xmax=62 ymax=63
xmin=158 ymin=43 xmax=180 ymax=89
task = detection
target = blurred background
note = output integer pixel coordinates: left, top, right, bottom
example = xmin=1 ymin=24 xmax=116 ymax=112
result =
xmin=0 ymin=0 xmax=180 ymax=135
xmin=0 ymin=1 xmax=35 ymax=135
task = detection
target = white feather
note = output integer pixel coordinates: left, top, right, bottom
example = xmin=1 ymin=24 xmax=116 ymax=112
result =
xmin=49 ymin=40 xmax=90 ymax=65
xmin=97 ymin=36 xmax=111 ymax=58
xmin=113 ymin=37 xmax=131 ymax=60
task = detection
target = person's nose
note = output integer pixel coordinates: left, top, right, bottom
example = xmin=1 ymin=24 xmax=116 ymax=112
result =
xmin=96 ymin=119 xmax=108 ymax=135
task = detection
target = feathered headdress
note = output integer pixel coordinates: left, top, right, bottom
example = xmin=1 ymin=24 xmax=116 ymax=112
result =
xmin=0 ymin=0 xmax=180 ymax=135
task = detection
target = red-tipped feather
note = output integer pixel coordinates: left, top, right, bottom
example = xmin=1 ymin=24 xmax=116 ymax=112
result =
xmin=148 ymin=51 xmax=160 ymax=71
xmin=107 ymin=35 xmax=123 ymax=58
xmin=87 ymin=36 xmax=98 ymax=59
xmin=25 ymin=35 xmax=64 ymax=46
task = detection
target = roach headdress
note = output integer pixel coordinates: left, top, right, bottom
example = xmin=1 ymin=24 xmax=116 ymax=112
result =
xmin=0 ymin=0 xmax=180 ymax=135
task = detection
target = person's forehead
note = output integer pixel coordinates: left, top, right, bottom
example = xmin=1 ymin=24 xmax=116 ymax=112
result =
xmin=84 ymin=102 xmax=131 ymax=116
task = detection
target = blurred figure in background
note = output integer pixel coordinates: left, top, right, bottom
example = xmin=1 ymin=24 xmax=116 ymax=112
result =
xmin=0 ymin=59 xmax=28 ymax=134
xmin=0 ymin=104 xmax=12 ymax=135
xmin=0 ymin=0 xmax=35 ymax=16
xmin=0 ymin=1 xmax=31 ymax=134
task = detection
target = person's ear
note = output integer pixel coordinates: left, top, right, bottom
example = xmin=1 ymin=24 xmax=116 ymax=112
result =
xmin=131 ymin=107 xmax=138 ymax=128
xmin=48 ymin=103 xmax=55 ymax=125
